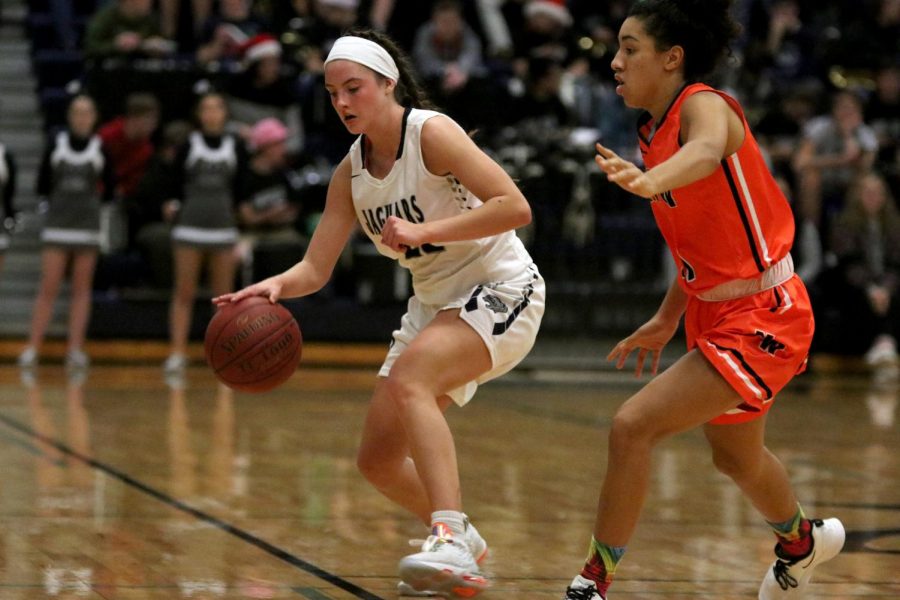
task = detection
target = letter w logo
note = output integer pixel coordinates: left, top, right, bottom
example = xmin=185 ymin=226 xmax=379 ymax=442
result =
xmin=755 ymin=330 xmax=785 ymax=355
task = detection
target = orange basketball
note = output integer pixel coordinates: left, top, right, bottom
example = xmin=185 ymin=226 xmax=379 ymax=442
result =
xmin=204 ymin=296 xmax=302 ymax=392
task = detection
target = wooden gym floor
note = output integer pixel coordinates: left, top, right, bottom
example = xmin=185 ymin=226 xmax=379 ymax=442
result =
xmin=0 ymin=341 xmax=897 ymax=599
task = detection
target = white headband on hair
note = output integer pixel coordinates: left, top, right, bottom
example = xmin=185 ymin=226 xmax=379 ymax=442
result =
xmin=324 ymin=36 xmax=400 ymax=82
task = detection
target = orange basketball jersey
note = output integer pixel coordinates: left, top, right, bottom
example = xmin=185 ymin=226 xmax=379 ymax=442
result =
xmin=639 ymin=83 xmax=795 ymax=296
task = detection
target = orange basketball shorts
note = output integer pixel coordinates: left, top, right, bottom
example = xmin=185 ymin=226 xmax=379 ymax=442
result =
xmin=685 ymin=275 xmax=814 ymax=425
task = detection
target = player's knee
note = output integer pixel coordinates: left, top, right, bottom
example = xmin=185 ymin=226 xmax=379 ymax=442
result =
xmin=608 ymin=409 xmax=657 ymax=454
xmin=356 ymin=445 xmax=390 ymax=486
xmin=382 ymin=372 xmax=430 ymax=413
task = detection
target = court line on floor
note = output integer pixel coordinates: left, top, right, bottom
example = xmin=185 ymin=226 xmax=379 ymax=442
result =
xmin=0 ymin=412 xmax=385 ymax=600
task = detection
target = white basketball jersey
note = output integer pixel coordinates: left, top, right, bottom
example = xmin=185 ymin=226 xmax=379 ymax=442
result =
xmin=349 ymin=108 xmax=533 ymax=305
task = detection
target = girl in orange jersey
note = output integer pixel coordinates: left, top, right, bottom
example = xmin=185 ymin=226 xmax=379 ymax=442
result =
xmin=562 ymin=2 xmax=843 ymax=599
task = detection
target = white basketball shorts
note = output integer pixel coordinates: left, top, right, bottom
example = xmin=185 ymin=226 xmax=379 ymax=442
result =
xmin=379 ymin=263 xmax=545 ymax=406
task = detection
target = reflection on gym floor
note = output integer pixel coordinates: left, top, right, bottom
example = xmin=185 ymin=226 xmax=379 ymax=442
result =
xmin=0 ymin=362 xmax=897 ymax=599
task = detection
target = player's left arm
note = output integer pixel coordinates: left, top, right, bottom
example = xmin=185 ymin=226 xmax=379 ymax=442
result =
xmin=379 ymin=116 xmax=531 ymax=252
xmin=597 ymin=92 xmax=734 ymax=198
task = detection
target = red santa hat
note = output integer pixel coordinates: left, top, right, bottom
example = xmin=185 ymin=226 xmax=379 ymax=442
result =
xmin=524 ymin=0 xmax=572 ymax=27
xmin=241 ymin=34 xmax=282 ymax=63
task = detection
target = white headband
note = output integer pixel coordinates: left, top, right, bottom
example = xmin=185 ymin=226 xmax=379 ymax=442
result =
xmin=324 ymin=36 xmax=400 ymax=82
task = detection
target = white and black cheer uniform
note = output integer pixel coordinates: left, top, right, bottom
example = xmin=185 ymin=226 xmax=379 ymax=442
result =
xmin=171 ymin=132 xmax=246 ymax=248
xmin=0 ymin=142 xmax=16 ymax=252
xmin=350 ymin=108 xmax=545 ymax=405
xmin=37 ymin=131 xmax=111 ymax=248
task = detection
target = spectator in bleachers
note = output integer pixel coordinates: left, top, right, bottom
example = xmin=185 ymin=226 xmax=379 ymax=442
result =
xmin=163 ymin=92 xmax=248 ymax=374
xmin=264 ymin=0 xmax=322 ymax=69
xmin=507 ymin=56 xmax=572 ymax=128
xmin=866 ymin=63 xmax=900 ymax=177
xmin=828 ymin=171 xmax=900 ymax=371
xmin=129 ymin=120 xmax=193 ymax=289
xmin=195 ymin=0 xmax=269 ymax=66
xmin=293 ymin=1 xmax=361 ymax=165
xmin=84 ymin=0 xmax=175 ymax=60
xmin=411 ymin=0 xmax=491 ymax=130
xmin=225 ymin=34 xmax=302 ymax=153
xmin=97 ymin=93 xmax=160 ymax=212
xmin=754 ymin=82 xmax=819 ymax=177
xmin=46 ymin=0 xmax=81 ymax=53
xmin=19 ymin=95 xmax=114 ymax=371
xmin=309 ymin=0 xmax=360 ymax=48
xmin=236 ymin=118 xmax=306 ymax=284
xmin=368 ymin=0 xmax=479 ymax=52
xmin=742 ymin=0 xmax=819 ymax=96
xmin=158 ymin=0 xmax=213 ymax=52
xmin=511 ymin=0 xmax=576 ymax=65
xmin=842 ymin=0 xmax=900 ymax=71
xmin=0 ymin=140 xmax=17 ymax=271
xmin=793 ymin=89 xmax=878 ymax=237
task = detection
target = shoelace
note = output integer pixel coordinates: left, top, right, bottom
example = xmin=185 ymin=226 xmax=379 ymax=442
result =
xmin=565 ymin=583 xmax=599 ymax=600
xmin=411 ymin=534 xmax=455 ymax=553
xmin=773 ymin=560 xmax=799 ymax=590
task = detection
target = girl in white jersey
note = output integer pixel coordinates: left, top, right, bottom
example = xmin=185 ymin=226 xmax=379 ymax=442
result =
xmin=214 ymin=29 xmax=545 ymax=597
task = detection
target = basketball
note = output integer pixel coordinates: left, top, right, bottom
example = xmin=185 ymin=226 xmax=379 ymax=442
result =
xmin=204 ymin=296 xmax=302 ymax=392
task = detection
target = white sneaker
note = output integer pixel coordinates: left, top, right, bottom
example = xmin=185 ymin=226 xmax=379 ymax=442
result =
xmin=563 ymin=575 xmax=605 ymax=599
xmin=399 ymin=519 xmax=489 ymax=596
xmin=163 ymin=353 xmax=187 ymax=373
xmin=17 ymin=346 xmax=38 ymax=368
xmin=758 ymin=518 xmax=845 ymax=599
xmin=398 ymin=523 xmax=489 ymax=598
xmin=65 ymin=348 xmax=90 ymax=371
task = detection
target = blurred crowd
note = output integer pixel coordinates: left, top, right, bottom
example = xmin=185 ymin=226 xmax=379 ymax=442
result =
xmin=2 ymin=0 xmax=898 ymax=371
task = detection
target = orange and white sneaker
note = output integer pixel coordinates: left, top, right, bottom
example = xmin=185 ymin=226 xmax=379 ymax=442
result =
xmin=758 ymin=518 xmax=845 ymax=599
xmin=399 ymin=523 xmax=489 ymax=597
xmin=399 ymin=520 xmax=488 ymax=596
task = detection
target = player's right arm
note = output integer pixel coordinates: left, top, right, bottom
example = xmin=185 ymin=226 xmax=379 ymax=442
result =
xmin=213 ymin=157 xmax=357 ymax=305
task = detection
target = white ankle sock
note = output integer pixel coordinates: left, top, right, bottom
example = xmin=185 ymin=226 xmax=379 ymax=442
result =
xmin=431 ymin=510 xmax=466 ymax=536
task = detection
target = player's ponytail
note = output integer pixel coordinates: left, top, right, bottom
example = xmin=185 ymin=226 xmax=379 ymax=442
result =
xmin=628 ymin=0 xmax=741 ymax=80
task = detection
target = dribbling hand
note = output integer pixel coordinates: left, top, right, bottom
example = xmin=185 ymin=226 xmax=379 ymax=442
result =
xmin=212 ymin=277 xmax=284 ymax=307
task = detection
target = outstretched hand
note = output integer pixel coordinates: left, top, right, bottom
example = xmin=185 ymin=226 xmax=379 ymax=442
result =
xmin=606 ymin=314 xmax=679 ymax=377
xmin=595 ymin=143 xmax=658 ymax=199
xmin=212 ymin=277 xmax=284 ymax=307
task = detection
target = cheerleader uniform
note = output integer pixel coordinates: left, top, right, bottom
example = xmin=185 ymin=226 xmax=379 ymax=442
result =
xmin=171 ymin=132 xmax=246 ymax=249
xmin=36 ymin=131 xmax=112 ymax=248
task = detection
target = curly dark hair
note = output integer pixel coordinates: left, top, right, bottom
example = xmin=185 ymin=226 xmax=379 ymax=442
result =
xmin=628 ymin=0 xmax=742 ymax=81
xmin=341 ymin=28 xmax=437 ymax=110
